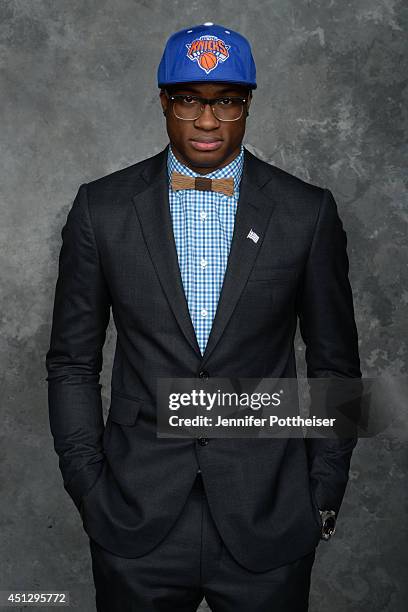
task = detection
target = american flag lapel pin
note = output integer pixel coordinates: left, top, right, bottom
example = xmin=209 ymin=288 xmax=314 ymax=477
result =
xmin=247 ymin=229 xmax=259 ymax=244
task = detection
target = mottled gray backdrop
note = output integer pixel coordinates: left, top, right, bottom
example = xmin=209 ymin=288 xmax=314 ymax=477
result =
xmin=1 ymin=1 xmax=407 ymax=611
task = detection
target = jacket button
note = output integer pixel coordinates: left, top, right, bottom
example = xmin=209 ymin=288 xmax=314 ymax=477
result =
xmin=198 ymin=437 xmax=209 ymax=446
xmin=198 ymin=370 xmax=209 ymax=378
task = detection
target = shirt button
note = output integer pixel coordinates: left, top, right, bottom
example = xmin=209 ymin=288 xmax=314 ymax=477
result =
xmin=200 ymin=211 xmax=207 ymax=220
xmin=201 ymin=308 xmax=208 ymax=317
xmin=200 ymin=258 xmax=207 ymax=268
xmin=198 ymin=437 xmax=209 ymax=446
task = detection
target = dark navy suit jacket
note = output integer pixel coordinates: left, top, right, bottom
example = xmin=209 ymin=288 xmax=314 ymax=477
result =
xmin=45 ymin=144 xmax=361 ymax=571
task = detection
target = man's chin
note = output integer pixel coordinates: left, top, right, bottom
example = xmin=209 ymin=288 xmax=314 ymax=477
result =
xmin=183 ymin=147 xmax=227 ymax=170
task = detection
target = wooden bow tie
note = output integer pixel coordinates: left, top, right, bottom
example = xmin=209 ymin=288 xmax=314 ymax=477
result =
xmin=171 ymin=171 xmax=234 ymax=197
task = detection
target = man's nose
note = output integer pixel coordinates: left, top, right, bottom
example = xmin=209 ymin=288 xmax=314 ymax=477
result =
xmin=194 ymin=103 xmax=220 ymax=129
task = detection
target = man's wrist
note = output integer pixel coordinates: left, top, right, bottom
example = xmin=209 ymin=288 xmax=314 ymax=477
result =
xmin=318 ymin=510 xmax=337 ymax=541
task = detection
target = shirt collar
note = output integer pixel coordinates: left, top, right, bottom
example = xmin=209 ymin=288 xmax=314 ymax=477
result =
xmin=167 ymin=142 xmax=245 ymax=195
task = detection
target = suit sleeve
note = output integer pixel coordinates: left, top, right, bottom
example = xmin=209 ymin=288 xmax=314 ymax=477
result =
xmin=45 ymin=183 xmax=111 ymax=512
xmin=297 ymin=188 xmax=362 ymax=514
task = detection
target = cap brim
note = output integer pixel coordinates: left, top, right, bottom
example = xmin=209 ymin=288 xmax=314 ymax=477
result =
xmin=159 ymin=79 xmax=256 ymax=90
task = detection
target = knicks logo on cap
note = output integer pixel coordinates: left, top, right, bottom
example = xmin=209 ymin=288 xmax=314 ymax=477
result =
xmin=185 ymin=35 xmax=230 ymax=75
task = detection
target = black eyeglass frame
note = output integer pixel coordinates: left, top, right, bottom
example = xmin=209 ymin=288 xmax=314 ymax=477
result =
xmin=163 ymin=90 xmax=249 ymax=122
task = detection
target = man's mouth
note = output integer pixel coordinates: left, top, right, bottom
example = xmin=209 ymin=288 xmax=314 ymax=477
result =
xmin=190 ymin=138 xmax=223 ymax=151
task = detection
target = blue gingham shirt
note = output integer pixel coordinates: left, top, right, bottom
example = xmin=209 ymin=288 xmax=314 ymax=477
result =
xmin=167 ymin=143 xmax=245 ymax=355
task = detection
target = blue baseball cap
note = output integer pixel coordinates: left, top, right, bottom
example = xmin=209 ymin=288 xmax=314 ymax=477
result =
xmin=157 ymin=22 xmax=257 ymax=90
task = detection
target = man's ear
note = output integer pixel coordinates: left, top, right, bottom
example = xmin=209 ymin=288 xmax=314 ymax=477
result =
xmin=246 ymin=93 xmax=252 ymax=117
xmin=246 ymin=90 xmax=252 ymax=117
xmin=159 ymin=88 xmax=168 ymax=116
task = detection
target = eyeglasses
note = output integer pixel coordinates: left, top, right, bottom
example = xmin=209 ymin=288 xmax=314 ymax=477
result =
xmin=164 ymin=90 xmax=248 ymax=122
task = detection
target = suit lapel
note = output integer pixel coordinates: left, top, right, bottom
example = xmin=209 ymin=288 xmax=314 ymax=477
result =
xmin=132 ymin=144 xmax=202 ymax=358
xmin=132 ymin=144 xmax=280 ymax=365
xmin=200 ymin=149 xmax=278 ymax=367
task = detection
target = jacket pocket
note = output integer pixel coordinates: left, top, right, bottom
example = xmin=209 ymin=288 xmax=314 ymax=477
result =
xmin=109 ymin=390 xmax=143 ymax=425
xmin=249 ymin=266 xmax=298 ymax=282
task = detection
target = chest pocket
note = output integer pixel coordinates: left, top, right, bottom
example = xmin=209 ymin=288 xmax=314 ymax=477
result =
xmin=240 ymin=266 xmax=299 ymax=320
xmin=248 ymin=266 xmax=298 ymax=282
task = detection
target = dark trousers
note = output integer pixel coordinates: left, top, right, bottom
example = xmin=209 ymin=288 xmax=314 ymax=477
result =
xmin=89 ymin=473 xmax=316 ymax=611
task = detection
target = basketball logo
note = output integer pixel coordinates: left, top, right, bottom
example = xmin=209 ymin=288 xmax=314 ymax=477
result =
xmin=199 ymin=52 xmax=218 ymax=72
xmin=185 ymin=35 xmax=230 ymax=74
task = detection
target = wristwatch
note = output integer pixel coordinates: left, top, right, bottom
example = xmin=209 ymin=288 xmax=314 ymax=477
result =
xmin=319 ymin=510 xmax=337 ymax=541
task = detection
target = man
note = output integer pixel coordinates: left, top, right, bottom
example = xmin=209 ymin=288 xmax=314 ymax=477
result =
xmin=45 ymin=23 xmax=361 ymax=611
